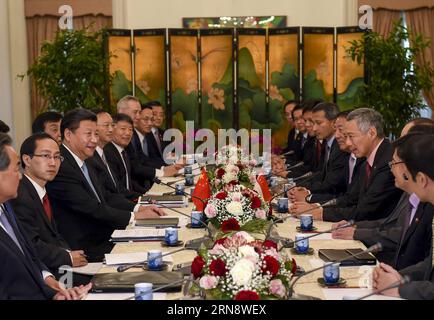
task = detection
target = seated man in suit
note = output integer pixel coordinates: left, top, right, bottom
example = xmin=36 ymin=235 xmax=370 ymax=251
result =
xmin=104 ymin=113 xmax=150 ymax=195
xmin=149 ymin=100 xmax=168 ymax=151
xmin=10 ymin=133 xmax=88 ymax=275
xmin=46 ymin=109 xmax=165 ymax=262
xmin=373 ymin=133 xmax=434 ymax=300
xmin=116 ymin=95 xmax=181 ymax=187
xmin=87 ymin=109 xmax=141 ymax=201
xmin=280 ymin=100 xmax=298 ymax=155
xmin=0 ymin=133 xmax=91 ymax=299
xmin=331 ymin=120 xmax=434 ymax=268
xmin=32 ymin=111 xmax=63 ymax=145
xmin=135 ymin=103 xmax=166 ymax=169
xmin=290 ymin=108 xmax=402 ymax=222
xmin=288 ymin=102 xmax=349 ymax=198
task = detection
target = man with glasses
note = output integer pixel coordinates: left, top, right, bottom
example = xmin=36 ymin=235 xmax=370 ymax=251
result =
xmin=10 ymin=133 xmax=89 ymax=281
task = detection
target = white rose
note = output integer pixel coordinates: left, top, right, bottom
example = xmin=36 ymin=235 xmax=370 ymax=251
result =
xmin=238 ymin=245 xmax=259 ymax=262
xmin=230 ymin=259 xmax=255 ymax=286
xmin=226 ymin=201 xmax=243 ymax=216
xmin=223 ymin=172 xmax=237 ymax=184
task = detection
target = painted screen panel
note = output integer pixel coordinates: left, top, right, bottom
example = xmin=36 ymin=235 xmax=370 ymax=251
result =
xmin=302 ymin=28 xmax=334 ymax=102
xmin=336 ymin=28 xmax=365 ymax=110
xmin=200 ymin=30 xmax=234 ymax=132
xmin=134 ymin=30 xmax=167 ymax=108
xmin=237 ymin=30 xmax=267 ymax=131
xmin=268 ymin=29 xmax=299 ymax=149
xmin=107 ymin=31 xmax=133 ymax=109
xmin=169 ymin=30 xmax=199 ymax=132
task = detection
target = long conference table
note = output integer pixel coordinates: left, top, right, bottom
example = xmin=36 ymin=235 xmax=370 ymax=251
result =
xmin=89 ymin=175 xmax=402 ymax=300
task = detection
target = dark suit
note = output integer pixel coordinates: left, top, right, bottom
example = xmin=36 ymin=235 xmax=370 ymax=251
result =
xmin=286 ymin=135 xmax=317 ymax=177
xmin=299 ymin=138 xmax=349 ymax=196
xmin=148 ymin=128 xmax=169 ymax=166
xmin=309 ymin=156 xmax=364 ymax=203
xmin=46 ymin=145 xmax=131 ymax=262
xmin=104 ymin=142 xmax=149 ymax=195
xmin=394 ymin=202 xmax=433 ymax=271
xmin=9 ymin=176 xmax=71 ymax=272
xmin=86 ymin=150 xmax=142 ymax=201
xmin=281 ymin=127 xmax=297 ymax=155
xmin=124 ymin=130 xmax=157 ymax=188
xmin=0 ymin=202 xmax=56 ymax=300
xmin=399 ymin=252 xmax=434 ymax=300
xmin=323 ymin=139 xmax=402 ymax=222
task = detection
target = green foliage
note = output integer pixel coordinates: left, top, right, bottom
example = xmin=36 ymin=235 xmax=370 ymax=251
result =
xmin=347 ymin=20 xmax=434 ymax=136
xmin=24 ymin=27 xmax=112 ymax=114
xmin=303 ymin=70 xmax=326 ymax=101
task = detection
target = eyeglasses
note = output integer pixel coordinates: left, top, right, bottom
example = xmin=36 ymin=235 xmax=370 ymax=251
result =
xmin=388 ymin=160 xmax=404 ymax=169
xmin=31 ymin=154 xmax=64 ymax=162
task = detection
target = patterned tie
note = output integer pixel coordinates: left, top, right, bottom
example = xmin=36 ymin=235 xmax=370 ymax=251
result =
xmin=154 ymin=129 xmax=162 ymax=155
xmin=315 ymin=140 xmax=322 ymax=164
xmin=0 ymin=205 xmax=24 ymax=254
xmin=431 ymin=222 xmax=434 ymax=265
xmin=42 ymin=194 xmax=53 ymax=221
xmin=81 ymin=163 xmax=101 ymax=202
xmin=365 ymin=162 xmax=372 ymax=187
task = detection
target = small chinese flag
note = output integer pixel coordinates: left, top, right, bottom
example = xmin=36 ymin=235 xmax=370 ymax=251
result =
xmin=192 ymin=168 xmax=211 ymax=211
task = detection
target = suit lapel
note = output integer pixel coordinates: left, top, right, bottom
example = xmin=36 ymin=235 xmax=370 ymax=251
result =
xmin=401 ymin=203 xmax=425 ymax=245
xmin=61 ymin=145 xmax=104 ymax=203
xmin=22 ymin=177 xmax=57 ymax=235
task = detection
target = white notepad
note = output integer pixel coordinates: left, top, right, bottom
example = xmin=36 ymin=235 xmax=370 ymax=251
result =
xmin=59 ymin=262 xmax=103 ymax=275
xmin=111 ymin=228 xmax=166 ymax=240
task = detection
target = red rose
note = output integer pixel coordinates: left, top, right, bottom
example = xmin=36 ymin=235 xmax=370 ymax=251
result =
xmin=216 ymin=168 xmax=225 ymax=179
xmin=262 ymin=255 xmax=280 ymax=276
xmin=215 ymin=191 xmax=228 ymax=200
xmin=263 ymin=240 xmax=278 ymax=249
xmin=209 ymin=258 xmax=227 ymax=276
xmin=234 ymin=290 xmax=260 ymax=300
xmin=250 ymin=196 xmax=261 ymax=209
xmin=221 ymin=218 xmax=240 ymax=233
xmin=228 ymin=180 xmax=239 ymax=186
xmin=237 ymin=163 xmax=245 ymax=170
xmin=191 ymin=256 xmax=205 ymax=279
xmin=215 ymin=237 xmax=227 ymax=245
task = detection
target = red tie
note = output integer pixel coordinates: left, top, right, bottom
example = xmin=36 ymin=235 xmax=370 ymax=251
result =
xmin=365 ymin=163 xmax=372 ymax=186
xmin=316 ymin=140 xmax=322 ymax=164
xmin=42 ymin=194 xmax=53 ymax=221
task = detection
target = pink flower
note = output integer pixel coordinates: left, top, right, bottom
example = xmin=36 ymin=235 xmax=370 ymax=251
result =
xmin=204 ymin=204 xmax=217 ymax=218
xmin=214 ymin=179 xmax=221 ymax=187
xmin=231 ymin=192 xmax=242 ymax=202
xmin=269 ymin=279 xmax=286 ymax=298
xmin=255 ymin=209 xmax=267 ymax=219
xmin=199 ymin=276 xmax=218 ymax=290
xmin=209 ymin=244 xmax=226 ymax=255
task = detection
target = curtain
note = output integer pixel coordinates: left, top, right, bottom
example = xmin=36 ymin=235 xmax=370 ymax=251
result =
xmin=373 ymin=9 xmax=402 ymax=38
xmin=25 ymin=0 xmax=112 ymax=118
xmin=26 ymin=15 xmax=112 ymax=118
xmin=406 ymin=8 xmax=434 ymax=114
xmin=359 ymin=0 xmax=434 ymax=11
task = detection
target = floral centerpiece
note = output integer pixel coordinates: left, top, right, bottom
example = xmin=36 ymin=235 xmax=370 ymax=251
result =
xmin=190 ymin=232 xmax=297 ymax=300
xmin=207 ymin=145 xmax=258 ymax=193
xmin=204 ymin=185 xmax=270 ymax=236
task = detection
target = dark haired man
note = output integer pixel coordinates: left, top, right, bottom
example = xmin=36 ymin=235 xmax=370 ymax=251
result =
xmin=46 ymin=109 xmax=165 ymax=261
xmin=0 ymin=133 xmax=91 ymax=299
xmin=32 ymin=112 xmax=63 ymax=145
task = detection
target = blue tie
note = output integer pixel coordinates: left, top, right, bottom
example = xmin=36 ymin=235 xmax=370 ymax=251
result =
xmin=0 ymin=205 xmax=24 ymax=254
xmin=81 ymin=163 xmax=101 ymax=203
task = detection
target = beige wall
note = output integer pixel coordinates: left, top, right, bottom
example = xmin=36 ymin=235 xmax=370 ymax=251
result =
xmin=113 ymin=0 xmax=359 ymax=29
xmin=0 ymin=0 xmax=31 ymax=148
